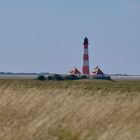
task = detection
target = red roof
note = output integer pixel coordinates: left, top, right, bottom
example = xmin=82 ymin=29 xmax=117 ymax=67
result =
xmin=69 ymin=67 xmax=81 ymax=75
xmin=91 ymin=66 xmax=104 ymax=76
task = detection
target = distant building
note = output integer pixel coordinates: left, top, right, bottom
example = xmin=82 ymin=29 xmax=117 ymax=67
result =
xmin=91 ymin=66 xmax=111 ymax=79
xmin=82 ymin=37 xmax=90 ymax=76
xmin=91 ymin=66 xmax=105 ymax=76
xmin=69 ymin=67 xmax=81 ymax=76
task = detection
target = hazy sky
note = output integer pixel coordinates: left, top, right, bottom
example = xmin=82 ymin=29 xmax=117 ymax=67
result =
xmin=0 ymin=0 xmax=140 ymax=74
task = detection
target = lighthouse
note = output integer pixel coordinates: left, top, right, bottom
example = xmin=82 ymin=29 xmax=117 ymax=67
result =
xmin=82 ymin=37 xmax=90 ymax=76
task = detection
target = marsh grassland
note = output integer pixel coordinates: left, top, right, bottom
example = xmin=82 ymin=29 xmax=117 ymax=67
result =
xmin=0 ymin=79 xmax=140 ymax=140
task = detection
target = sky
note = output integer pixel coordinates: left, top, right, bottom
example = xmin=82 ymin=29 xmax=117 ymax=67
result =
xmin=0 ymin=0 xmax=140 ymax=74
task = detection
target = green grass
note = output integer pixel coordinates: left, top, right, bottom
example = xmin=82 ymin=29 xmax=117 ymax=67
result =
xmin=0 ymin=78 xmax=140 ymax=91
xmin=0 ymin=79 xmax=140 ymax=140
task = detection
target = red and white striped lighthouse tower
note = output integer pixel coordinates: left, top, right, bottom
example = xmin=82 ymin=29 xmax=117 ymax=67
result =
xmin=82 ymin=37 xmax=90 ymax=76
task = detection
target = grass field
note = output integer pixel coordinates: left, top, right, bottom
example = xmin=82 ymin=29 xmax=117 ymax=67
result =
xmin=0 ymin=79 xmax=140 ymax=140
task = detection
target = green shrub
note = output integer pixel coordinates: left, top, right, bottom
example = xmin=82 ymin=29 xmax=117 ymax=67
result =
xmin=64 ymin=75 xmax=79 ymax=80
xmin=53 ymin=74 xmax=64 ymax=80
xmin=46 ymin=75 xmax=55 ymax=80
xmin=79 ymin=75 xmax=88 ymax=79
xmin=37 ymin=75 xmax=46 ymax=81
